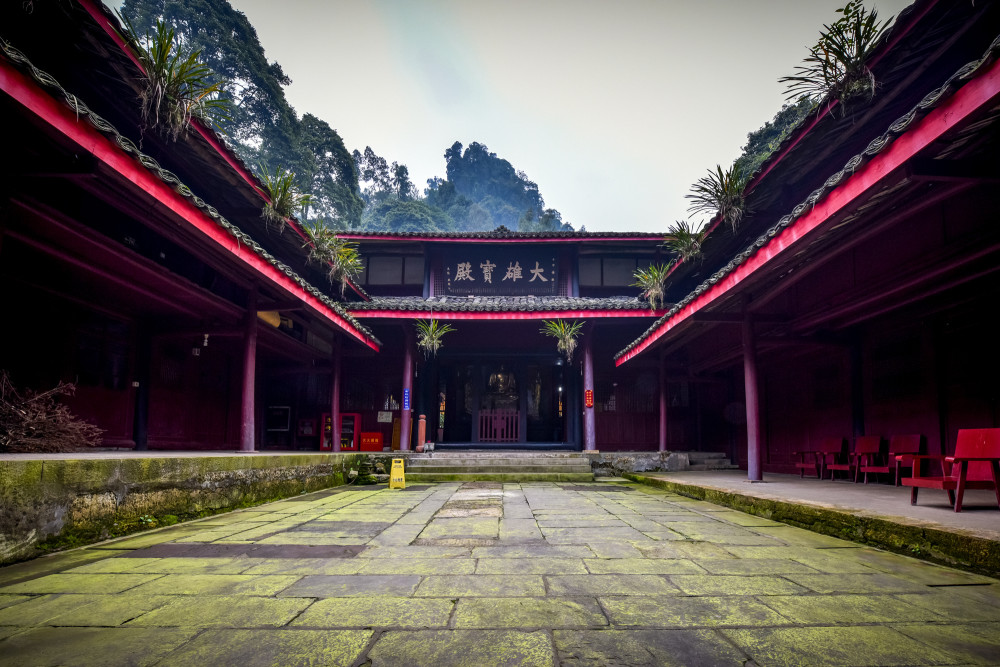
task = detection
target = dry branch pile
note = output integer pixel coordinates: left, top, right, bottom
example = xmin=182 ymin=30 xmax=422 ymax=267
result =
xmin=0 ymin=371 xmax=104 ymax=453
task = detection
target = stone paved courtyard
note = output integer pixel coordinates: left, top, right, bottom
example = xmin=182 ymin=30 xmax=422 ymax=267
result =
xmin=0 ymin=480 xmax=998 ymax=666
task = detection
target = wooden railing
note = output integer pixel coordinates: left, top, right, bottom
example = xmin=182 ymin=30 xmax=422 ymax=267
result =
xmin=479 ymin=408 xmax=519 ymax=442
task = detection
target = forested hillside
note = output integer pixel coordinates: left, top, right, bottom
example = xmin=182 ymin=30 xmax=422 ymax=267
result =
xmin=120 ymin=0 xmax=573 ymax=233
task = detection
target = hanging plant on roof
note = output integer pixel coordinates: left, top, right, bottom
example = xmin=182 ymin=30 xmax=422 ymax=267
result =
xmin=631 ymin=263 xmax=672 ymax=312
xmin=116 ymin=14 xmax=231 ymax=141
xmin=415 ymin=319 xmax=455 ymax=359
xmin=664 ymin=219 xmax=705 ymax=263
xmin=259 ymin=163 xmax=313 ymax=232
xmin=540 ymin=319 xmax=585 ymax=363
xmin=686 ymin=164 xmax=750 ymax=233
xmin=779 ymin=1 xmax=890 ymax=112
xmin=302 ymin=220 xmax=361 ymax=296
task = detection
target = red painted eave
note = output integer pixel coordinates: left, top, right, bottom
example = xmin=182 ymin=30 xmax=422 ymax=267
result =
xmin=0 ymin=59 xmax=379 ymax=352
xmin=352 ymin=309 xmax=666 ymax=321
xmin=617 ymin=55 xmax=1000 ymax=367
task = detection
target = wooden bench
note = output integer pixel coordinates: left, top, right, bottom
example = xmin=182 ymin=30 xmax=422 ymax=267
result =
xmin=793 ymin=437 xmax=845 ymax=479
xmin=901 ymin=428 xmax=1000 ymax=512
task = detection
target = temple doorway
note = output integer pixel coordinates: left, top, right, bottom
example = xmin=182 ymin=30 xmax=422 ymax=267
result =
xmin=434 ymin=356 xmax=569 ymax=446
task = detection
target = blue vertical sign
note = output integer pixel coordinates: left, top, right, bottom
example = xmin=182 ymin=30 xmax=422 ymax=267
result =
xmin=403 ymin=388 xmax=410 ymax=411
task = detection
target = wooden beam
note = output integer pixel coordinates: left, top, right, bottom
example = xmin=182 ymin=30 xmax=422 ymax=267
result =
xmin=693 ymin=313 xmax=787 ymax=323
xmin=907 ymin=158 xmax=1000 ymax=184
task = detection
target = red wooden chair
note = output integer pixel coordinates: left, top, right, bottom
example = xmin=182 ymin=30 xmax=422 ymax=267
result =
xmin=886 ymin=434 xmax=923 ymax=486
xmin=902 ymin=428 xmax=1000 ymax=512
xmin=849 ymin=435 xmax=883 ymax=483
xmin=793 ymin=437 xmax=846 ymax=479
xmin=827 ymin=436 xmax=871 ymax=482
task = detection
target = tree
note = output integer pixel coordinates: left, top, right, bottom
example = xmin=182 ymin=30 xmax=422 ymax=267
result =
xmin=361 ymin=199 xmax=456 ymax=233
xmin=121 ymin=0 xmax=361 ymax=226
xmin=298 ymin=114 xmax=363 ymax=228
xmin=733 ymin=97 xmax=813 ymax=178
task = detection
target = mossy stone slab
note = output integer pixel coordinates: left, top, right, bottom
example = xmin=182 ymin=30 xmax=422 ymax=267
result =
xmin=0 ymin=573 xmax=163 ymax=595
xmin=892 ymin=621 xmax=1000 ymax=664
xmin=124 ymin=595 xmax=310 ymax=628
xmin=553 ymin=628 xmax=749 ymax=666
xmin=781 ymin=572 xmax=933 ymax=594
xmin=414 ymin=575 xmax=545 ymax=597
xmin=0 ymin=626 xmax=199 ymax=667
xmin=584 ymin=558 xmax=703 ymax=575
xmin=358 ymin=558 xmax=475 ymax=575
xmin=602 ymin=595 xmax=793 ymax=628
xmin=156 ymin=628 xmax=373 ymax=667
xmin=367 ymin=629 xmax=553 ymax=667
xmin=454 ymin=597 xmax=607 ymax=629
xmin=278 ymin=574 xmax=422 ymax=598
xmin=546 ymin=574 xmax=680 ymax=597
xmin=125 ymin=574 xmax=299 ymax=596
xmin=476 ymin=558 xmax=587 ymax=575
xmin=291 ymin=597 xmax=454 ymax=629
xmin=721 ymin=625 xmax=954 ymax=666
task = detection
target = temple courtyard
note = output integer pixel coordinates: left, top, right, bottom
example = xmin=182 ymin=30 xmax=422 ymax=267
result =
xmin=0 ymin=479 xmax=998 ymax=666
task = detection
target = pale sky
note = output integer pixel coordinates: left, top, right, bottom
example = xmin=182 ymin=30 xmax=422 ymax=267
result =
xmin=121 ymin=0 xmax=914 ymax=232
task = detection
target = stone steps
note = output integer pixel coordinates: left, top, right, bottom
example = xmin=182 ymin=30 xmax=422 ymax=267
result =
xmin=404 ymin=452 xmax=594 ymax=482
xmin=687 ymin=452 xmax=739 ymax=471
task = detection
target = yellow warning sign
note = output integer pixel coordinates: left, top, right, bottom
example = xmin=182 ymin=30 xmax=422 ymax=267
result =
xmin=389 ymin=458 xmax=405 ymax=489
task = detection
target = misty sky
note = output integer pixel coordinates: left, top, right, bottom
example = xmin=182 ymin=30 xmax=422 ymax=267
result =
xmin=132 ymin=0 xmax=914 ymax=233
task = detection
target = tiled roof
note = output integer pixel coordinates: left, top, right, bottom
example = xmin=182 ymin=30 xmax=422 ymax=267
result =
xmin=615 ymin=31 xmax=1000 ymax=362
xmin=0 ymin=39 xmax=380 ymax=348
xmin=339 ymin=227 xmax=664 ymax=241
xmin=349 ymin=295 xmax=661 ymax=314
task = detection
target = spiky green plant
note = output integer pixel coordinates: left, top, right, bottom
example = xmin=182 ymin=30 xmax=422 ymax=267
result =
xmin=631 ymin=263 xmax=672 ymax=312
xmin=259 ymin=164 xmax=313 ymax=232
xmin=302 ymin=220 xmax=361 ymax=295
xmin=415 ymin=319 xmax=456 ymax=358
xmin=665 ymin=220 xmax=705 ymax=262
xmin=686 ymin=164 xmax=750 ymax=233
xmin=117 ymin=13 xmax=230 ymax=140
xmin=540 ymin=319 xmax=585 ymax=363
xmin=779 ymin=1 xmax=890 ymax=110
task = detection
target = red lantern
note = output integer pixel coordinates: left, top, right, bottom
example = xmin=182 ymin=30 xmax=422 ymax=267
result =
xmin=584 ymin=389 xmax=594 ymax=408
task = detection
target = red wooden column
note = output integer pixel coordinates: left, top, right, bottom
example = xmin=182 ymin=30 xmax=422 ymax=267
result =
xmin=742 ymin=311 xmax=763 ymax=481
xmin=331 ymin=337 xmax=342 ymax=452
xmin=400 ymin=329 xmax=414 ymax=451
xmin=240 ymin=290 xmax=258 ymax=452
xmin=582 ymin=335 xmax=596 ymax=451
xmin=658 ymin=353 xmax=668 ymax=452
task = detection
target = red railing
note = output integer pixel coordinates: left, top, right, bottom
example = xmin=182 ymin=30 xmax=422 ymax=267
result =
xmin=479 ymin=409 xmax=519 ymax=443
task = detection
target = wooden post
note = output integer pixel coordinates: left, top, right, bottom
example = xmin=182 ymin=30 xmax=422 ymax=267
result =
xmin=331 ymin=337 xmax=342 ymax=452
xmin=400 ymin=330 xmax=414 ymax=451
xmin=582 ymin=335 xmax=596 ymax=451
xmin=132 ymin=322 xmax=151 ymax=451
xmin=240 ymin=290 xmax=257 ymax=452
xmin=417 ymin=414 xmax=426 ymax=448
xmin=658 ymin=353 xmax=668 ymax=452
xmin=743 ymin=311 xmax=762 ymax=481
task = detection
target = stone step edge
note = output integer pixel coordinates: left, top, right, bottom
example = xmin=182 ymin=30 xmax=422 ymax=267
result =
xmin=406 ymin=466 xmax=593 ymax=474
xmin=405 ymin=472 xmax=595 ymax=483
